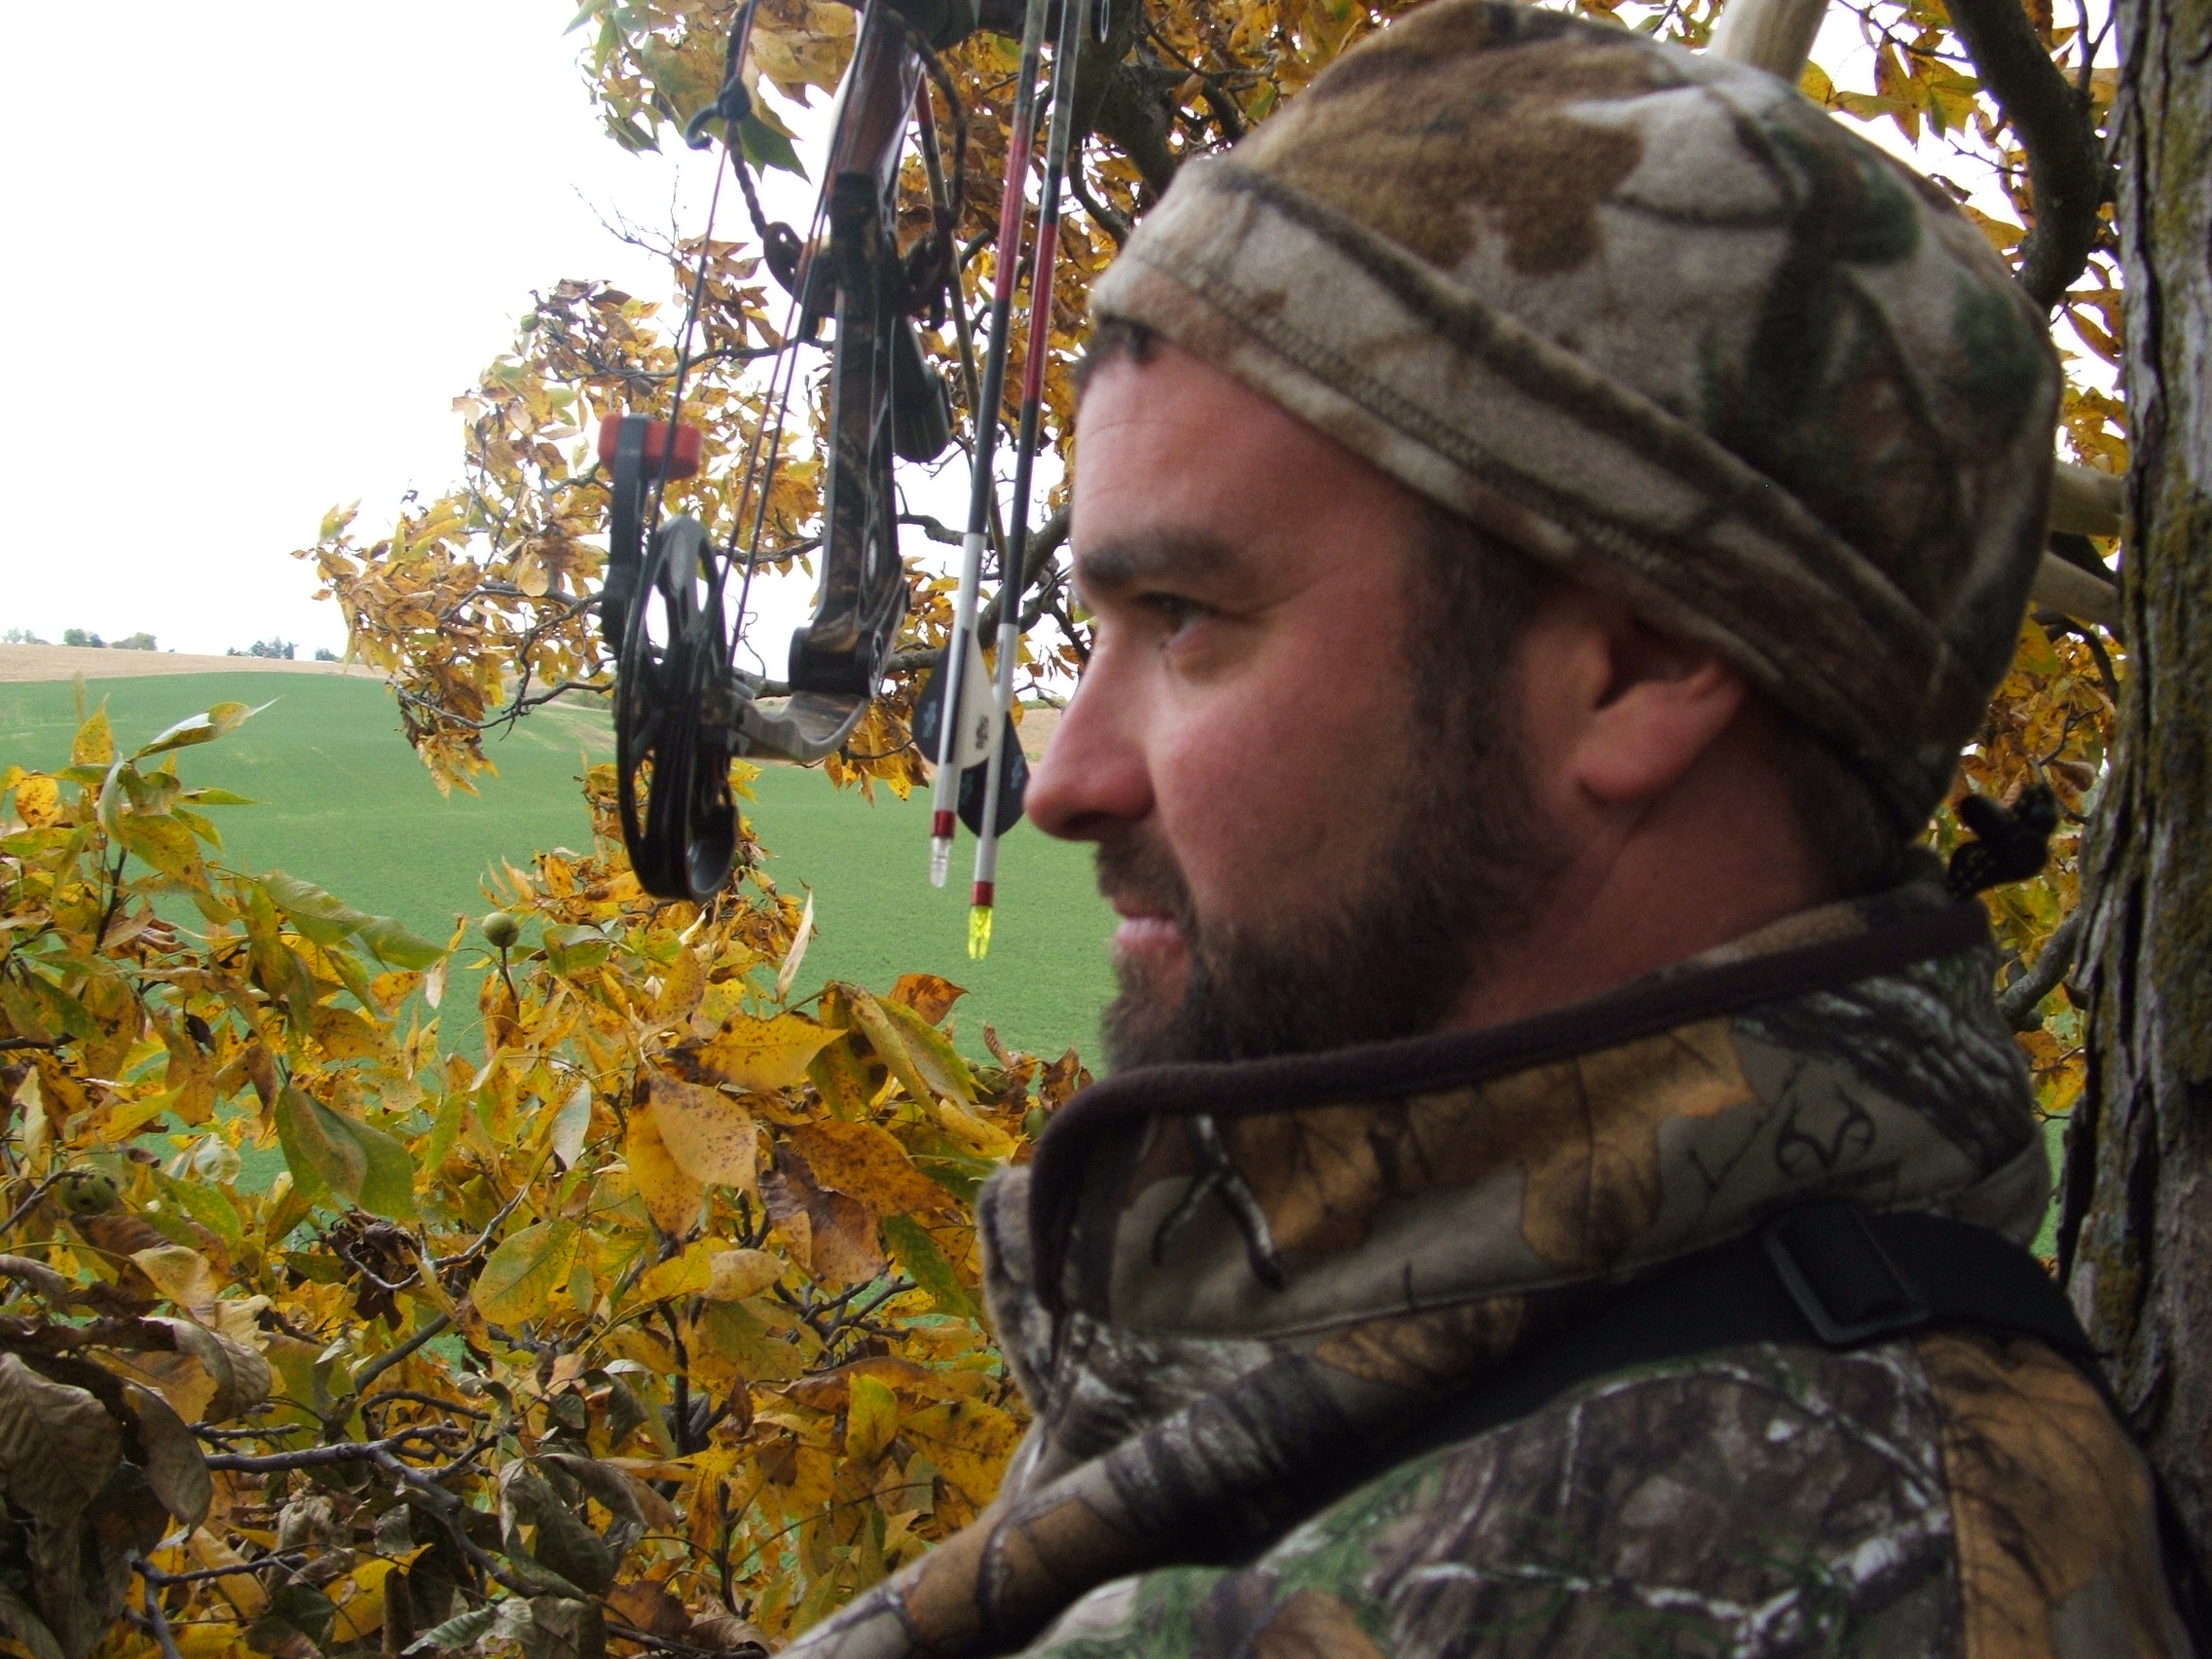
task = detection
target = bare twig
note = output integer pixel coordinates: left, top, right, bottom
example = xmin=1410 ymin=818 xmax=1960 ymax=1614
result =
xmin=129 ymin=1558 xmax=188 ymax=1659
xmin=198 ymin=1429 xmax=463 ymax=1472
xmin=0 ymin=1173 xmax=66 ymax=1238
xmin=363 ymin=1386 xmax=490 ymax=1423
xmin=350 ymin=1311 xmax=455 ymax=1396
xmin=136 ymin=1552 xmax=307 ymax=1587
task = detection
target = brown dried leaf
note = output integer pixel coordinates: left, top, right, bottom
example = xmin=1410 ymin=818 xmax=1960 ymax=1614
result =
xmin=0 ymin=1352 xmax=122 ymax=1529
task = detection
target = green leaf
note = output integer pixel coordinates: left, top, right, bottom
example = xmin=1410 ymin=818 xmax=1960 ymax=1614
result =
xmin=474 ymin=1220 xmax=582 ymax=1327
xmin=880 ymin=998 xmax=978 ymax=1101
xmin=274 ymin=1087 xmax=365 ymax=1206
xmin=259 ymin=871 xmax=442 ymax=968
xmin=883 ymin=1215 xmax=979 ymax=1322
xmin=273 ymin=1088 xmax=413 ymax=1219
xmin=133 ymin=700 xmax=264 ymax=758
xmin=260 ymin=871 xmax=372 ymax=947
xmin=739 ymin=110 xmax=806 ymax=178
xmin=352 ymin=1116 xmax=420 ymax=1222
xmin=407 ymin=1604 xmax=500 ymax=1655
xmin=179 ymin=787 xmax=257 ymax=806
xmin=355 ymin=913 xmax=444 ymax=971
xmin=153 ymin=1169 xmax=244 ymax=1253
xmin=543 ymin=923 xmax=611 ymax=976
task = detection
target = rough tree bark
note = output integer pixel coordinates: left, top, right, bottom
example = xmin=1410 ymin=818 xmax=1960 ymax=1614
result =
xmin=2058 ymin=0 xmax=2212 ymax=1559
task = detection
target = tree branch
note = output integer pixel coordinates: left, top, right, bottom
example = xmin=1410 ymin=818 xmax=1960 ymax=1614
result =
xmin=130 ymin=1559 xmax=186 ymax=1659
xmin=350 ymin=1311 xmax=455 ymax=1396
xmin=1999 ymin=906 xmax=2085 ymax=1029
xmin=198 ymin=1429 xmax=464 ymax=1472
xmin=1069 ymin=166 xmax=1131 ymax=245
xmin=1941 ymin=0 xmax=2113 ymax=309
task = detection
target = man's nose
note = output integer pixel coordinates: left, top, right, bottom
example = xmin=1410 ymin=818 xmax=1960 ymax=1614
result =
xmin=1024 ymin=672 xmax=1154 ymax=842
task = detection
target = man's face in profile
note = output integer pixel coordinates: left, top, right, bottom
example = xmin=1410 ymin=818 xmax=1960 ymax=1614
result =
xmin=1024 ymin=344 xmax=1552 ymax=1067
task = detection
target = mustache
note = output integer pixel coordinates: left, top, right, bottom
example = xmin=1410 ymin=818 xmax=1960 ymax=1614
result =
xmin=1094 ymin=825 xmax=1196 ymax=929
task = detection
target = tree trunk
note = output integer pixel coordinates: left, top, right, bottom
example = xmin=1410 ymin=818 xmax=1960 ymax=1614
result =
xmin=2058 ymin=0 xmax=2212 ymax=1557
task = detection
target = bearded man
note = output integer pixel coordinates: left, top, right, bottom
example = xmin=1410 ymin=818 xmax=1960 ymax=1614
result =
xmin=787 ymin=2 xmax=2196 ymax=1653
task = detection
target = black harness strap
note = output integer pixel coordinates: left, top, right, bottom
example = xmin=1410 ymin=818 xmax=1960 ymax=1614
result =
xmin=1265 ymin=1202 xmax=2211 ymax=1652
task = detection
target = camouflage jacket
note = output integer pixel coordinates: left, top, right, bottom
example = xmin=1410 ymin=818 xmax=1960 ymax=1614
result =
xmin=790 ymin=884 xmax=2186 ymax=1658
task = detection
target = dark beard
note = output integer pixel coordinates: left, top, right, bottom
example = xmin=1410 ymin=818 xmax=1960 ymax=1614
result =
xmin=1096 ymin=707 xmax=1557 ymax=1068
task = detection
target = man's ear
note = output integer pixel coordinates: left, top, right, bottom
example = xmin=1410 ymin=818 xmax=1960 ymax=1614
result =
xmin=1578 ymin=608 xmax=1749 ymax=804
xmin=1522 ymin=587 xmax=1750 ymax=810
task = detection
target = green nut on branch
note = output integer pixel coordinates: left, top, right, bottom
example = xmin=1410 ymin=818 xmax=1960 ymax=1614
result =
xmin=481 ymin=911 xmax=522 ymax=952
xmin=56 ymin=1168 xmax=121 ymax=1216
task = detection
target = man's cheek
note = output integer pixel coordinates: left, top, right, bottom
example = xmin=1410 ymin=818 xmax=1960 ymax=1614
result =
xmin=1160 ymin=740 xmax=1332 ymax=914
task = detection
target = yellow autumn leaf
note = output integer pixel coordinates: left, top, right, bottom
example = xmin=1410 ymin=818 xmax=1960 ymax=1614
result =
xmin=705 ymin=1247 xmax=785 ymax=1301
xmin=186 ymin=1530 xmax=271 ymax=1617
xmin=309 ymin=1004 xmax=386 ymax=1060
xmin=107 ymin=1347 xmax=218 ymax=1426
xmin=788 ymin=1118 xmax=953 ymax=1218
xmin=130 ymin=1244 xmax=219 ymax=1315
xmin=888 ymin=973 xmax=967 ymax=1025
xmin=690 ymin=1012 xmax=839 ymax=1090
xmin=902 ymin=1396 xmax=1020 ymax=1505
xmin=843 ymin=987 xmax=940 ymax=1106
xmin=653 ymin=944 xmax=708 ymax=1027
xmin=11 ymin=775 xmax=61 ymax=828
xmin=627 ymin=1102 xmax=706 ymax=1236
xmin=634 ymin=1236 xmax=720 ymax=1304
xmin=72 ymin=706 xmax=114 ymax=767
xmin=937 ymin=1099 xmax=1015 ymax=1159
xmin=116 ymin=813 xmax=205 ymax=882
xmin=329 ymin=1550 xmax=425 ymax=1642
xmin=845 ymin=1373 xmax=900 ymax=1466
xmin=647 ymin=1075 xmax=759 ymax=1191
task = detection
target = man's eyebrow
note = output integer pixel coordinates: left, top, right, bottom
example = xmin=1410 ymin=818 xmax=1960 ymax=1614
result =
xmin=1073 ymin=530 xmax=1243 ymax=600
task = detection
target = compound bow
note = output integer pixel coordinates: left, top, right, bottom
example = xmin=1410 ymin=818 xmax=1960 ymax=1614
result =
xmin=599 ymin=0 xmax=1075 ymax=921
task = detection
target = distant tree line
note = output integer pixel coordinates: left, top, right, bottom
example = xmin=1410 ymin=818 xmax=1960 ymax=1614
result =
xmin=0 ymin=630 xmax=338 ymax=658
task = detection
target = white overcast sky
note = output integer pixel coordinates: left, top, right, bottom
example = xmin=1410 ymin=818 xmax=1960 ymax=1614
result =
xmin=0 ymin=0 xmax=831 ymax=659
xmin=1 ymin=3 xmax=2088 ymax=661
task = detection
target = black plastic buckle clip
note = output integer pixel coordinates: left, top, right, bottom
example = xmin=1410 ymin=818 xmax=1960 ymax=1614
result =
xmin=1761 ymin=1201 xmax=1931 ymax=1347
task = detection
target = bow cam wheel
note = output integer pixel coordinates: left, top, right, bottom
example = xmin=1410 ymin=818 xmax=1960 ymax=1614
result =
xmin=613 ymin=515 xmax=739 ymax=903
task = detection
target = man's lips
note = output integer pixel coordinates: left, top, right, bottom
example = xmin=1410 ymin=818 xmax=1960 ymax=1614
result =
xmin=1110 ymin=909 xmax=1184 ymax=956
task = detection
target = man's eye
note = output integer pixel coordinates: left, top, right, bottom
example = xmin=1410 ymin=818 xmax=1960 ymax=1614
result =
xmin=1143 ymin=594 xmax=1211 ymax=634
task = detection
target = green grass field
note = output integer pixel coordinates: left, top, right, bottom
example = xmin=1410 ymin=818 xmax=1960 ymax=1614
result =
xmin=0 ymin=673 xmax=1116 ymax=1062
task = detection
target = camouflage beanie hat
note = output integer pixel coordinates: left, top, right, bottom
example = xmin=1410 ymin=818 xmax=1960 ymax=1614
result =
xmin=1088 ymin=0 xmax=2061 ymax=831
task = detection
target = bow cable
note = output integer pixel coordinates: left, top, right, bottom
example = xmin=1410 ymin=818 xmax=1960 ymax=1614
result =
xmin=929 ymin=0 xmax=1054 ymax=888
xmin=968 ymin=0 xmax=1090 ymax=958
